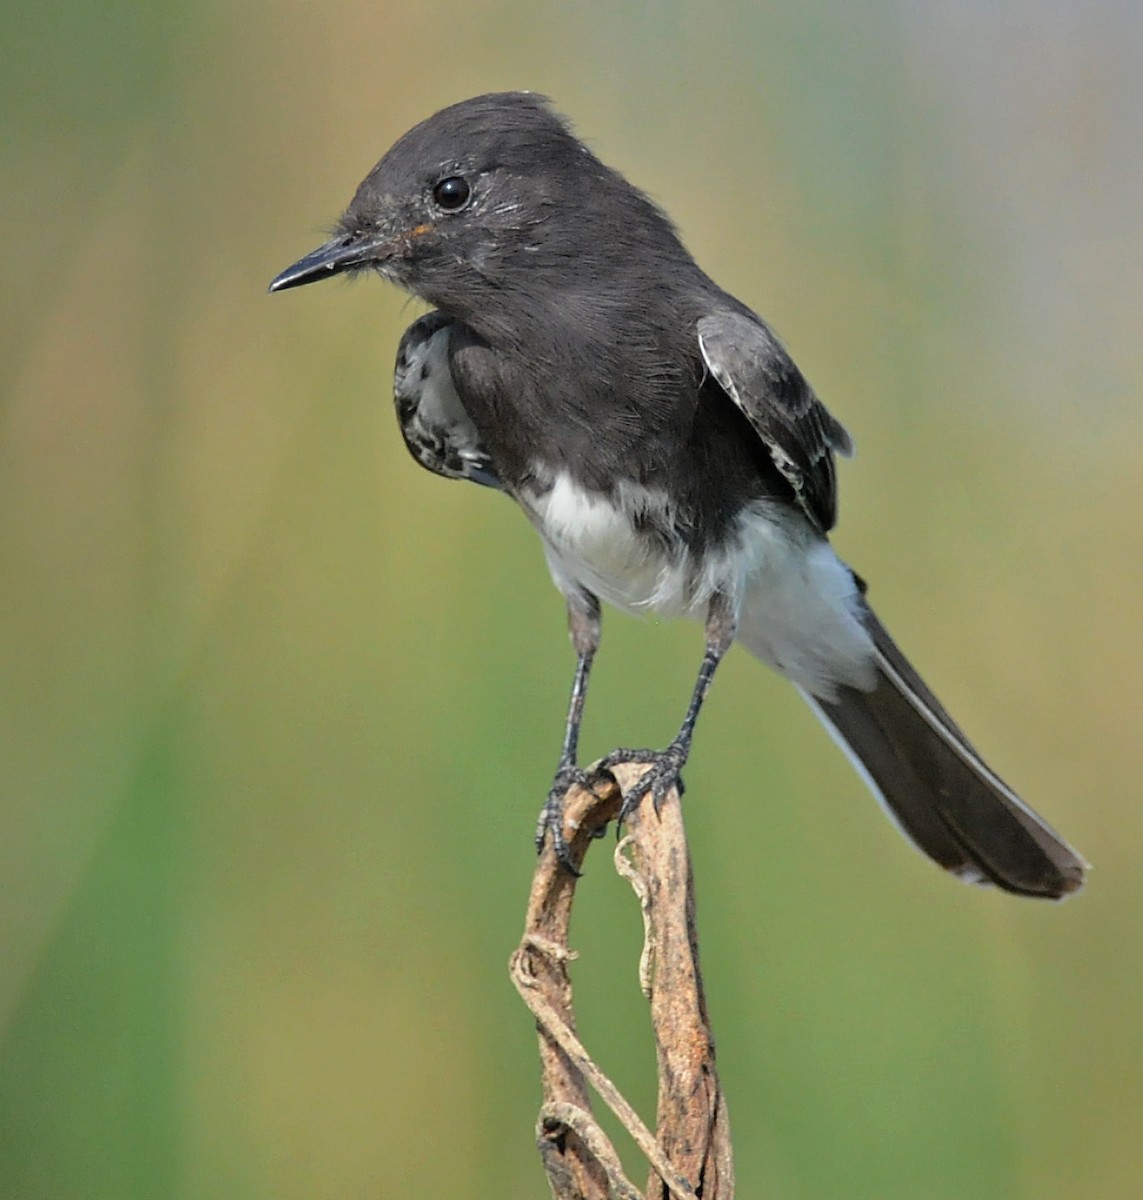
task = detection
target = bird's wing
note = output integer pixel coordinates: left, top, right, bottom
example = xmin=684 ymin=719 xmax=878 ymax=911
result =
xmin=393 ymin=312 xmax=502 ymax=489
xmin=697 ymin=310 xmax=852 ymax=532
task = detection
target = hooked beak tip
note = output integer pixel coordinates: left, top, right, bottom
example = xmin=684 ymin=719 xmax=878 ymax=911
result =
xmin=268 ymin=232 xmax=386 ymax=294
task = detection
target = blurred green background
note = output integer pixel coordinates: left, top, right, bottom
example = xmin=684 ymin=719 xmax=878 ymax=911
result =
xmin=2 ymin=2 xmax=1141 ymax=1197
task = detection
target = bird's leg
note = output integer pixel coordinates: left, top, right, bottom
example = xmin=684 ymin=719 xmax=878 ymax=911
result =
xmin=556 ymin=597 xmax=598 ymax=771
xmin=535 ymin=592 xmax=604 ymax=869
xmin=604 ymin=591 xmax=738 ymax=822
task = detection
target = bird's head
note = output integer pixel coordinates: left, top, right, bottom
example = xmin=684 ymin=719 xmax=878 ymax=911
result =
xmin=270 ymin=92 xmax=684 ymax=326
xmin=271 ymin=93 xmax=630 ymax=310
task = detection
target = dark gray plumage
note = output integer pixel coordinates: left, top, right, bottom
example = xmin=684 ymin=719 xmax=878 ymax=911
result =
xmin=270 ymin=92 xmax=1085 ymax=899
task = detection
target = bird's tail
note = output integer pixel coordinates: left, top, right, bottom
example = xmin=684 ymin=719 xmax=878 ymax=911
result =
xmin=781 ymin=607 xmax=1086 ymax=899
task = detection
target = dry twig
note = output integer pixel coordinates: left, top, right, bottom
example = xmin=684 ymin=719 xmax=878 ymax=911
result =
xmin=510 ymin=762 xmax=734 ymax=1199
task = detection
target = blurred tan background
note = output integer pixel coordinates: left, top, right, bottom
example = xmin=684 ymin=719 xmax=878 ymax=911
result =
xmin=2 ymin=2 xmax=1141 ymax=1197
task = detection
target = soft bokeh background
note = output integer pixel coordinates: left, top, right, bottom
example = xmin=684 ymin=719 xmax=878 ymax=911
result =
xmin=2 ymin=2 xmax=1141 ymax=1197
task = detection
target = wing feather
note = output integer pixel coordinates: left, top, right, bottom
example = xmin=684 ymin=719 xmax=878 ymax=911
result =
xmin=697 ymin=310 xmax=851 ymax=531
xmin=393 ymin=312 xmax=502 ymax=489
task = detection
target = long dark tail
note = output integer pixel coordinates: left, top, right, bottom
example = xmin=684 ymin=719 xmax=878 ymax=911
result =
xmin=802 ymin=608 xmax=1086 ymax=899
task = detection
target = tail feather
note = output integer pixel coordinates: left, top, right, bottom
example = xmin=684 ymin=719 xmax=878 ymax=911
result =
xmin=794 ymin=608 xmax=1086 ymax=899
xmin=799 ymin=686 xmax=992 ymax=886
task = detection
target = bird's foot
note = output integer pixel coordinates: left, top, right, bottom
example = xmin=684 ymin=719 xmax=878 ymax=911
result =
xmin=535 ymin=762 xmax=609 ymax=874
xmin=601 ymin=743 xmax=688 ymax=824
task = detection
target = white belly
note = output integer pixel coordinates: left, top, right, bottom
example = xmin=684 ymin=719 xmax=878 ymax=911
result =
xmin=524 ymin=470 xmax=875 ymax=698
xmin=525 ymin=473 xmax=692 ymax=615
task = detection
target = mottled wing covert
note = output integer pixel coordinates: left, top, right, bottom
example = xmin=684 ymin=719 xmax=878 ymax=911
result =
xmin=394 ymin=312 xmax=502 ymax=489
xmin=697 ymin=310 xmax=852 ymax=531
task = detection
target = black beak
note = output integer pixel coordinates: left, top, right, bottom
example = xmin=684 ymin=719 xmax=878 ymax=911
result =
xmin=268 ymin=231 xmax=391 ymax=293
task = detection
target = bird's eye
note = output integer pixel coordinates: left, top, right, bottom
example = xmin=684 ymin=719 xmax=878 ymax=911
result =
xmin=431 ymin=176 xmax=472 ymax=212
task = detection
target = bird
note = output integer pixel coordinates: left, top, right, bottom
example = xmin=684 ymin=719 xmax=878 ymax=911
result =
xmin=270 ymin=91 xmax=1086 ymax=899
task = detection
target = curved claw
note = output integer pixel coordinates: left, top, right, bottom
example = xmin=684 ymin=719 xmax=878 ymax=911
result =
xmin=535 ymin=763 xmax=598 ymax=874
xmin=602 ymin=745 xmax=688 ymax=823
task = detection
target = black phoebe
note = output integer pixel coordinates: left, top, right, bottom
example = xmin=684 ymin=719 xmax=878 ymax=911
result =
xmin=270 ymin=92 xmax=1085 ymax=899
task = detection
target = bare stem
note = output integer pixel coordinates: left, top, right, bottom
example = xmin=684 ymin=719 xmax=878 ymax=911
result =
xmin=510 ymin=761 xmax=734 ymax=1199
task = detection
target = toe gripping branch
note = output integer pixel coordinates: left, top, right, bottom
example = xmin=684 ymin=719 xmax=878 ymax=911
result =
xmin=535 ymin=747 xmax=688 ymax=876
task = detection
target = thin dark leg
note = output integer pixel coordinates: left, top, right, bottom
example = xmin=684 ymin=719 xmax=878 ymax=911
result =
xmin=536 ymin=592 xmax=602 ymax=868
xmin=606 ymin=591 xmax=738 ymax=820
xmin=557 ymin=594 xmax=600 ymax=769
